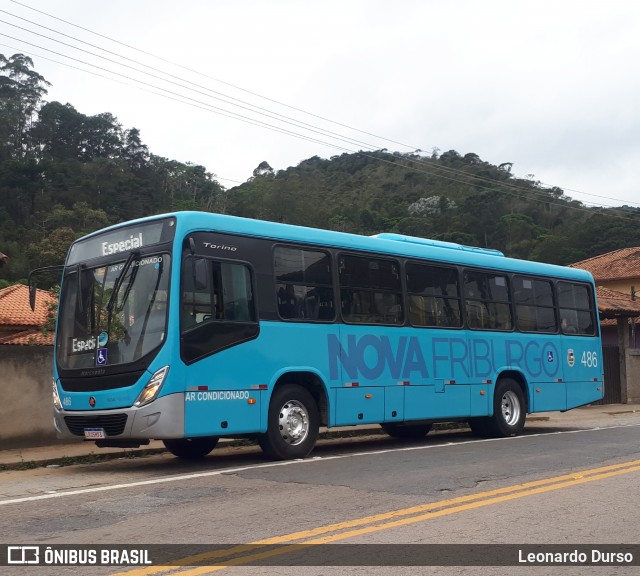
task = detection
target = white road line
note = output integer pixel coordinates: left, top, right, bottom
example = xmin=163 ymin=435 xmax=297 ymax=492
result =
xmin=1 ymin=423 xmax=639 ymax=507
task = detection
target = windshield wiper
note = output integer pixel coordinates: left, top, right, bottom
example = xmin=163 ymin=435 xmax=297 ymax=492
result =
xmin=105 ymin=251 xmax=140 ymax=332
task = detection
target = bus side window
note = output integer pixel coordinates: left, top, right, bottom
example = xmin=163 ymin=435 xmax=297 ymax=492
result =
xmin=466 ymin=300 xmax=488 ymax=329
xmin=181 ymin=257 xmax=212 ymax=331
xmin=406 ymin=262 xmax=461 ymax=328
xmin=463 ymin=270 xmax=511 ymax=331
xmin=277 ymin=284 xmax=300 ymax=318
xmin=339 ymin=254 xmax=403 ymax=325
xmin=274 ymin=246 xmax=334 ymax=322
xmin=514 ymin=276 xmax=556 ymax=333
xmin=557 ymin=281 xmax=596 ymax=336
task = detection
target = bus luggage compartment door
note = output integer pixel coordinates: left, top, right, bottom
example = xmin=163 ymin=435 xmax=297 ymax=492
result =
xmin=334 ymin=387 xmax=385 ymax=425
xmin=404 ymin=380 xmax=470 ymax=420
xmin=184 ymin=390 xmax=262 ymax=436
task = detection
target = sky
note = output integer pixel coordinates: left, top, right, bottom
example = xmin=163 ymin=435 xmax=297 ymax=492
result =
xmin=1 ymin=0 xmax=639 ymax=208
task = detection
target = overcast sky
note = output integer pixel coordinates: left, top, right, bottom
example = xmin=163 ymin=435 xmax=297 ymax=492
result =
xmin=1 ymin=0 xmax=639 ymax=208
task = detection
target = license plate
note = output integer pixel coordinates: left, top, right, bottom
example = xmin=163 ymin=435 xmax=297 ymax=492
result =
xmin=84 ymin=428 xmax=106 ymax=439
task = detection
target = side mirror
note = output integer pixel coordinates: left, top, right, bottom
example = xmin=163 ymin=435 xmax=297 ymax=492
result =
xmin=27 ymin=264 xmax=65 ymax=311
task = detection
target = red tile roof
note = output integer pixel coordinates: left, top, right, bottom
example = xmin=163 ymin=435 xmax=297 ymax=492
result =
xmin=0 ymin=284 xmax=56 ymax=327
xmin=0 ymin=328 xmax=53 ymax=345
xmin=571 ymin=247 xmax=640 ymax=281
xmin=596 ymin=286 xmax=640 ymax=319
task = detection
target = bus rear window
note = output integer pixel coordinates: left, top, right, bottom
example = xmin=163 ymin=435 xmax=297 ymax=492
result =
xmin=557 ymin=281 xmax=596 ymax=336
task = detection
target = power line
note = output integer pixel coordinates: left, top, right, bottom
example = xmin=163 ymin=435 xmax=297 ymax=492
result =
xmin=1 ymin=8 xmax=639 ymax=218
xmin=2 ymin=6 xmax=637 ymax=211
xmin=9 ymin=1 xmax=636 ymax=211
xmin=3 ymin=39 xmax=639 ymax=223
xmin=0 ymin=9 xmax=387 ymax=152
xmin=0 ymin=33 xmax=359 ymax=153
xmin=8 ymin=0 xmax=423 ymax=152
xmin=0 ymin=41 xmax=244 ymax=189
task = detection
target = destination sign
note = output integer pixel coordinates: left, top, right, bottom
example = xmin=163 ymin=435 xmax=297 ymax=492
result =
xmin=66 ymin=218 xmax=175 ymax=265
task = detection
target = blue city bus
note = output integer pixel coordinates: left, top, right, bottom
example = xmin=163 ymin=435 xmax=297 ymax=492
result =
xmin=39 ymin=211 xmax=603 ymax=460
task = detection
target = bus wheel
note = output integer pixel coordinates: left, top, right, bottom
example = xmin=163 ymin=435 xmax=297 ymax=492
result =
xmin=472 ymin=378 xmax=526 ymax=438
xmin=163 ymin=437 xmax=219 ymax=459
xmin=259 ymin=384 xmax=319 ymax=460
xmin=381 ymin=423 xmax=432 ymax=438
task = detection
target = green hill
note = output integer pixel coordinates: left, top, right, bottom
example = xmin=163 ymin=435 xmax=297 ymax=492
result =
xmin=2 ymin=52 xmax=639 ymax=285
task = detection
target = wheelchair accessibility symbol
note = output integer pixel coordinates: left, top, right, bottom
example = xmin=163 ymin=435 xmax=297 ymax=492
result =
xmin=96 ymin=348 xmax=108 ymax=366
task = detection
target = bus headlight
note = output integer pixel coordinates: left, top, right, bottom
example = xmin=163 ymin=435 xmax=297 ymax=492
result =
xmin=134 ymin=366 xmax=169 ymax=407
xmin=53 ymin=379 xmax=62 ymax=411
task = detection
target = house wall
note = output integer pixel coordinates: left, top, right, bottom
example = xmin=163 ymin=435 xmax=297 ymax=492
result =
xmin=626 ymin=349 xmax=640 ymax=403
xmin=601 ymin=324 xmax=640 ymax=348
xmin=601 ymin=325 xmax=617 ymax=346
xmin=0 ymin=345 xmax=60 ymax=447
xmin=599 ymin=279 xmax=638 ymax=296
xmin=595 ymin=279 xmax=640 ymax=348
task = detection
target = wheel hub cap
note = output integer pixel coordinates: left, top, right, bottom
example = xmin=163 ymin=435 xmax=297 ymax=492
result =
xmin=501 ymin=390 xmax=521 ymax=426
xmin=279 ymin=400 xmax=309 ymax=445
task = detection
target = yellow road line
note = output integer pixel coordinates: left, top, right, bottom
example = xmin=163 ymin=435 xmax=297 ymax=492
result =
xmin=113 ymin=458 xmax=640 ymax=576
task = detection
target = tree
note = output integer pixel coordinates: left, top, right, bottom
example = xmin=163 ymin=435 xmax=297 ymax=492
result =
xmin=27 ymin=226 xmax=77 ymax=269
xmin=78 ymin=112 xmax=123 ymax=161
xmin=38 ymin=202 xmax=111 ymax=234
xmin=253 ymin=161 xmax=274 ymax=178
xmin=0 ymin=53 xmax=50 ymax=159
xmin=123 ymin=128 xmax=149 ymax=171
xmin=408 ymin=196 xmax=457 ymax=217
xmin=31 ymin=101 xmax=84 ymax=161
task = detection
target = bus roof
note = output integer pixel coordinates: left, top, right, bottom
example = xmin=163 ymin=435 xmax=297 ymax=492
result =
xmin=78 ymin=211 xmax=595 ymax=284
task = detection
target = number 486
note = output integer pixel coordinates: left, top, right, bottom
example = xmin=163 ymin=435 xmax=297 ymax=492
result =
xmin=581 ymin=351 xmax=598 ymax=367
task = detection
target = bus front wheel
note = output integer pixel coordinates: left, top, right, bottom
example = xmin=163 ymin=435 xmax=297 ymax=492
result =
xmin=259 ymin=384 xmax=319 ymax=460
xmin=163 ymin=437 xmax=219 ymax=459
xmin=469 ymin=378 xmax=526 ymax=438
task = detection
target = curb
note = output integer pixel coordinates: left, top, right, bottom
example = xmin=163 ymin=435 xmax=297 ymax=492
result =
xmin=0 ymin=422 xmax=471 ymax=471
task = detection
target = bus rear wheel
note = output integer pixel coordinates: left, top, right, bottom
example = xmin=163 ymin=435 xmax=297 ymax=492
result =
xmin=259 ymin=384 xmax=319 ymax=460
xmin=163 ymin=437 xmax=219 ymax=459
xmin=469 ymin=378 xmax=526 ymax=438
xmin=381 ymin=423 xmax=432 ymax=438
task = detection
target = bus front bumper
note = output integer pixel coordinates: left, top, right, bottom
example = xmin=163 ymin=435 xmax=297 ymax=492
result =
xmin=53 ymin=393 xmax=185 ymax=442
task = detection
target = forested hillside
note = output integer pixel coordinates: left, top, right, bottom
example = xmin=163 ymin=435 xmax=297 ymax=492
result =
xmin=0 ymin=54 xmax=225 ymax=283
xmin=230 ymin=151 xmax=640 ymax=265
xmin=2 ymin=52 xmax=640 ymax=286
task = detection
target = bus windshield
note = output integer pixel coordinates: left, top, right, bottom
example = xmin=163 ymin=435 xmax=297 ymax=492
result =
xmin=56 ymin=253 xmax=170 ymax=370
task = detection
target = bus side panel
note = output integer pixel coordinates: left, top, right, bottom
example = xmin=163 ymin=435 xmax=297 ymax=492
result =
xmin=180 ymin=322 xmax=337 ymax=436
xmin=334 ymin=387 xmax=385 ymax=425
xmin=532 ymin=383 xmax=567 ymax=412
xmin=561 ymin=335 xmax=604 ymax=408
xmin=404 ymin=384 xmax=470 ymax=420
xmin=184 ymin=390 xmax=262 ymax=436
xmin=384 ymin=386 xmax=404 ymax=422
xmin=487 ymin=332 xmax=566 ymax=413
xmin=566 ymin=382 xmax=604 ymax=409
xmin=469 ymin=385 xmax=490 ymax=416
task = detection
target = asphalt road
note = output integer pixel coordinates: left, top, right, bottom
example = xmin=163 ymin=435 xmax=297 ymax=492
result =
xmin=1 ymin=413 xmax=640 ymax=576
